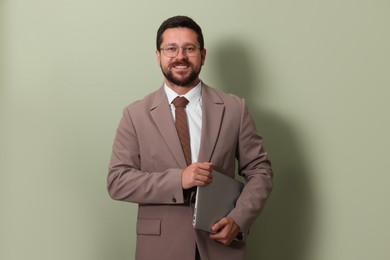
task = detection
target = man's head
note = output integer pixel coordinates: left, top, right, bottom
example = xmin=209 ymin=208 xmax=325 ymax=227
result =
xmin=156 ymin=16 xmax=204 ymax=52
xmin=156 ymin=16 xmax=206 ymax=90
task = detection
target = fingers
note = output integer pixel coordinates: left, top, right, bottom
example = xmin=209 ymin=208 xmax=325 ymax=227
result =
xmin=209 ymin=217 xmax=240 ymax=246
xmin=210 ymin=217 xmax=227 ymax=234
xmin=196 ymin=162 xmax=213 ymax=171
xmin=181 ymin=162 xmax=213 ymax=189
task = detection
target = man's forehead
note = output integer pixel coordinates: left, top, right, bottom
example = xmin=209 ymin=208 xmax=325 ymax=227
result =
xmin=162 ymin=27 xmax=198 ymax=42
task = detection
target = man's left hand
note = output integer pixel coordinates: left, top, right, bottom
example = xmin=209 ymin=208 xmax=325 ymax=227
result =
xmin=209 ymin=217 xmax=240 ymax=246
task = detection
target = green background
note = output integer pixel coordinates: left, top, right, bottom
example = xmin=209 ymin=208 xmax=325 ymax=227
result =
xmin=1 ymin=0 xmax=389 ymax=259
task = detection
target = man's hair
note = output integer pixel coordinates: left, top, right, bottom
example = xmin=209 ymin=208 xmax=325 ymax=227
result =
xmin=156 ymin=16 xmax=204 ymax=51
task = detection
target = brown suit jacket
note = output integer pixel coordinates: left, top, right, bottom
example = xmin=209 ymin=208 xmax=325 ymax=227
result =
xmin=107 ymin=83 xmax=273 ymax=260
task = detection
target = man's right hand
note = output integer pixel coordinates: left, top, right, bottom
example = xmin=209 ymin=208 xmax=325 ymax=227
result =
xmin=181 ymin=162 xmax=213 ymax=189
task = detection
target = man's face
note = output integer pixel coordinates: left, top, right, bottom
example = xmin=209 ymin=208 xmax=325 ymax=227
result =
xmin=156 ymin=27 xmax=206 ymax=88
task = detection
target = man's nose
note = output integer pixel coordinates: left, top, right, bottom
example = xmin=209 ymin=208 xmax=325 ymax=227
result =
xmin=176 ymin=48 xmax=188 ymax=59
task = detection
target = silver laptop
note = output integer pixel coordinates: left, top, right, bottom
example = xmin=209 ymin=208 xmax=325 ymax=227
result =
xmin=192 ymin=170 xmax=244 ymax=233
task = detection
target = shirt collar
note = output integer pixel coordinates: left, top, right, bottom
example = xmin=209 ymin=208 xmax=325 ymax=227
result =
xmin=164 ymin=81 xmax=202 ymax=107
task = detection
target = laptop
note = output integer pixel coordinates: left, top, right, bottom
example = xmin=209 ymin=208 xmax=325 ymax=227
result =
xmin=192 ymin=170 xmax=244 ymax=233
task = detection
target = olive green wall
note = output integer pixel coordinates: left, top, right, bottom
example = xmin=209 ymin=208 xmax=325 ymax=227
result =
xmin=1 ymin=1 xmax=389 ymax=259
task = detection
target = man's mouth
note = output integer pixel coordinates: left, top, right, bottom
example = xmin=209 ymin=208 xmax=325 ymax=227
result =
xmin=172 ymin=62 xmax=191 ymax=70
xmin=174 ymin=65 xmax=189 ymax=69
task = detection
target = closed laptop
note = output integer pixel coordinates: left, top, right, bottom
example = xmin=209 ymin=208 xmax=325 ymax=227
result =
xmin=192 ymin=170 xmax=244 ymax=233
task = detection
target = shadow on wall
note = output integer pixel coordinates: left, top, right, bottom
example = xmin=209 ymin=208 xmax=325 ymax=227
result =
xmin=212 ymin=39 xmax=316 ymax=260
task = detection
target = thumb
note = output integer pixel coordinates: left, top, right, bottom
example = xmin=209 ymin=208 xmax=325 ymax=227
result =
xmin=211 ymin=218 xmax=226 ymax=232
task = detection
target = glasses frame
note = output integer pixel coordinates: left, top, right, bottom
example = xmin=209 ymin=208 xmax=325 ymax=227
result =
xmin=160 ymin=44 xmax=201 ymax=58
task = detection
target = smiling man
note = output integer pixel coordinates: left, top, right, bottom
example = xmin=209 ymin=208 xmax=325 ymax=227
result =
xmin=157 ymin=26 xmax=205 ymax=92
xmin=107 ymin=16 xmax=273 ymax=260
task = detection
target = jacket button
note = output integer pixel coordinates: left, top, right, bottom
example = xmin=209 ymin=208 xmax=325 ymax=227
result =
xmin=172 ymin=197 xmax=177 ymax=203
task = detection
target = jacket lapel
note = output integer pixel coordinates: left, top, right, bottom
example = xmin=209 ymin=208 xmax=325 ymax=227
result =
xmin=198 ymin=84 xmax=225 ymax=163
xmin=150 ymin=87 xmax=187 ymax=168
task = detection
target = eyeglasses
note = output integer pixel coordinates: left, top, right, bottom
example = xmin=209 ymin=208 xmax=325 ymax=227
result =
xmin=160 ymin=45 xmax=200 ymax=58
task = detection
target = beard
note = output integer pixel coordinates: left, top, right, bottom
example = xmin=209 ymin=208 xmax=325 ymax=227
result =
xmin=161 ymin=61 xmax=201 ymax=87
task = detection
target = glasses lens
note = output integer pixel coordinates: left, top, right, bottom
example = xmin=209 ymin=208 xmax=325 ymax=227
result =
xmin=185 ymin=46 xmax=198 ymax=56
xmin=162 ymin=45 xmax=199 ymax=57
xmin=163 ymin=46 xmax=178 ymax=57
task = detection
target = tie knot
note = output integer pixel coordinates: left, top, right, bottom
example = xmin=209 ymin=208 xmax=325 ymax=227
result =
xmin=172 ymin=96 xmax=189 ymax=108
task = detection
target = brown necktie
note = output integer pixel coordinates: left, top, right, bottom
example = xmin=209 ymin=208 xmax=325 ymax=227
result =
xmin=172 ymin=96 xmax=192 ymax=166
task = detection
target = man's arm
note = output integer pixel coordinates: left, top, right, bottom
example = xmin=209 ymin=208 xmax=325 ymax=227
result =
xmin=210 ymin=99 xmax=273 ymax=244
xmin=107 ymin=107 xmax=185 ymax=204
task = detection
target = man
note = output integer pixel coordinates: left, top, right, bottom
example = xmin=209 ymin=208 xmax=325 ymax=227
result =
xmin=107 ymin=15 xmax=273 ymax=260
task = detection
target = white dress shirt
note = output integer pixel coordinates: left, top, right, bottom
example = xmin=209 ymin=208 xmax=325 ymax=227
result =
xmin=164 ymin=82 xmax=203 ymax=163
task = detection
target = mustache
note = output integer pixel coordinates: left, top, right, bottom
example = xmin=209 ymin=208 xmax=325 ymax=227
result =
xmin=171 ymin=61 xmax=191 ymax=67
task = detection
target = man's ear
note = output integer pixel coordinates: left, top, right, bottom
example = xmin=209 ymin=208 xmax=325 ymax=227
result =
xmin=201 ymin=48 xmax=207 ymax=66
xmin=155 ymin=50 xmax=161 ymax=67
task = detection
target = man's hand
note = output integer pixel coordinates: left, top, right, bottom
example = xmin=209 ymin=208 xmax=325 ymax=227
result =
xmin=182 ymin=162 xmax=213 ymax=189
xmin=209 ymin=217 xmax=241 ymax=246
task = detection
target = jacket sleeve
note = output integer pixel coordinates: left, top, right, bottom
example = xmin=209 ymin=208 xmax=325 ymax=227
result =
xmin=107 ymin=106 xmax=185 ymax=205
xmin=227 ymin=99 xmax=273 ymax=239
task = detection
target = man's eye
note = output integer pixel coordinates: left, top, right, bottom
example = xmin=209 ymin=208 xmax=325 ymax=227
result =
xmin=166 ymin=47 xmax=177 ymax=52
xmin=186 ymin=46 xmax=196 ymax=52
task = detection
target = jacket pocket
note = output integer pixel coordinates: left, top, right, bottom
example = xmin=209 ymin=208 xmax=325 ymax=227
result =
xmin=136 ymin=218 xmax=161 ymax=236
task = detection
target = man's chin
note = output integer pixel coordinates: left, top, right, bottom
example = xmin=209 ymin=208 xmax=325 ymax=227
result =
xmin=162 ymin=69 xmax=199 ymax=88
xmin=167 ymin=75 xmax=197 ymax=87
